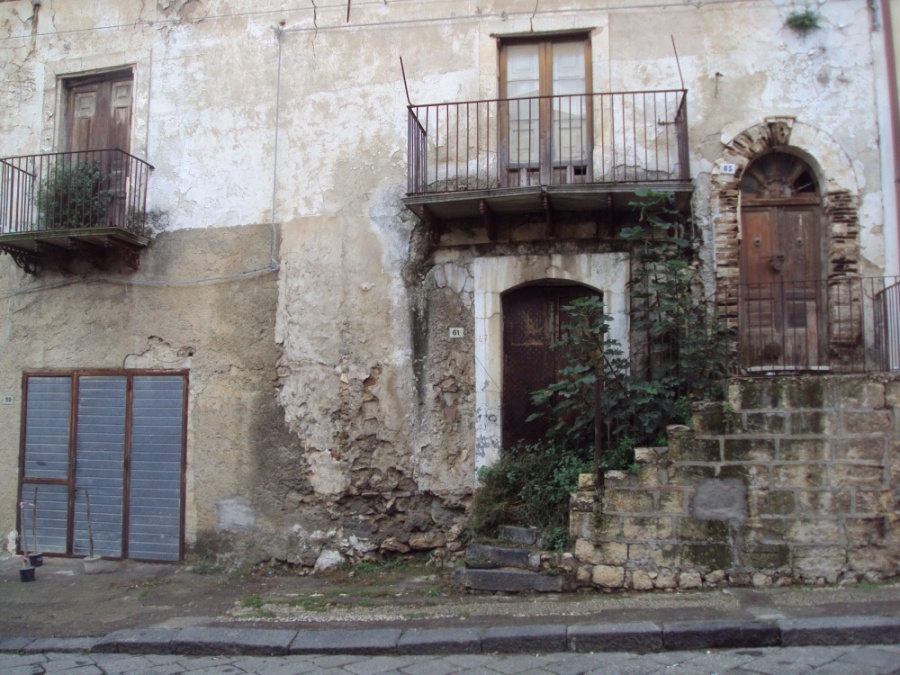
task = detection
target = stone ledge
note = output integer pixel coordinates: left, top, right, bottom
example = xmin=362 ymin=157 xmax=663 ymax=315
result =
xmin=780 ymin=615 xmax=900 ymax=646
xmin=568 ymin=621 xmax=662 ymax=653
xmin=172 ymin=626 xmax=295 ymax=656
xmin=396 ymin=627 xmax=483 ymax=655
xmin=662 ymin=620 xmax=780 ymax=650
xmin=482 ymin=624 xmax=567 ymax=653
xmin=290 ymin=628 xmax=402 ymax=655
xmin=91 ymin=628 xmax=178 ymax=654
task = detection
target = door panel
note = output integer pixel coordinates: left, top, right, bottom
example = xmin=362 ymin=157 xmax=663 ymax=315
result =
xmin=128 ymin=376 xmax=185 ymax=561
xmin=65 ymin=76 xmax=133 ymax=154
xmin=502 ymin=285 xmax=600 ymax=447
xmin=73 ymin=376 xmax=127 ymax=557
xmin=740 ymin=205 xmax=824 ymax=368
xmin=18 ymin=372 xmax=186 ymax=561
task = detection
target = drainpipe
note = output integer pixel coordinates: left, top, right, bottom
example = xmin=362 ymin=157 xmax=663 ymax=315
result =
xmin=881 ymin=0 xmax=900 ymax=275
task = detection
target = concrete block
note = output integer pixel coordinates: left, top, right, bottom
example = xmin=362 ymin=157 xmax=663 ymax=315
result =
xmin=466 ymin=544 xmax=531 ymax=569
xmin=662 ymin=620 xmax=779 ymax=650
xmin=452 ymin=567 xmax=563 ymax=592
xmin=482 ymin=624 xmax=567 ymax=653
xmin=499 ymin=526 xmax=540 ymax=546
xmin=396 ymin=627 xmax=482 ymax=654
xmin=92 ymin=628 xmax=179 ymax=654
xmin=568 ymin=621 xmax=662 ymax=653
xmin=21 ymin=637 xmax=99 ymax=653
xmin=780 ymin=615 xmax=900 ymax=646
xmin=173 ymin=626 xmax=295 ymax=656
xmin=290 ymin=628 xmax=401 ymax=655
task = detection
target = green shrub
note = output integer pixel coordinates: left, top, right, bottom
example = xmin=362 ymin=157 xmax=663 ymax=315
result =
xmin=36 ymin=161 xmax=114 ymax=229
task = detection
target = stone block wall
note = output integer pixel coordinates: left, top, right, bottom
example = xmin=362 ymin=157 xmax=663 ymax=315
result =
xmin=571 ymin=374 xmax=900 ymax=590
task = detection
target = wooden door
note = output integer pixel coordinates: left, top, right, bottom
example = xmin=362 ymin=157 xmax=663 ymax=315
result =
xmin=502 ymin=285 xmax=600 ymax=447
xmin=740 ymin=204 xmax=824 ymax=368
xmin=65 ymin=74 xmax=133 ymax=154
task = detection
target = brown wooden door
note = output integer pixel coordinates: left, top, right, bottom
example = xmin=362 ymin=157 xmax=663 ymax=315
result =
xmin=502 ymin=284 xmax=600 ymax=447
xmin=740 ymin=203 xmax=824 ymax=368
xmin=65 ymin=74 xmax=133 ymax=154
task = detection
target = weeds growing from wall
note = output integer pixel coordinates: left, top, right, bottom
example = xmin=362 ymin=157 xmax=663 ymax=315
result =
xmin=467 ymin=190 xmax=733 ymax=548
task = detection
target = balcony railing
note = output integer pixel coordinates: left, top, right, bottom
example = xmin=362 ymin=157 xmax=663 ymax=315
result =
xmin=1 ymin=149 xmax=153 ymax=238
xmin=738 ymin=276 xmax=900 ymax=374
xmin=407 ymin=89 xmax=689 ymax=196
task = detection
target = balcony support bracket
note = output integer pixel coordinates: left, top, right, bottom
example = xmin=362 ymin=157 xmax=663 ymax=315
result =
xmin=0 ymin=245 xmax=38 ymax=275
xmin=479 ymin=200 xmax=497 ymax=241
xmin=542 ymin=189 xmax=555 ymax=238
xmin=417 ymin=205 xmax=441 ymax=246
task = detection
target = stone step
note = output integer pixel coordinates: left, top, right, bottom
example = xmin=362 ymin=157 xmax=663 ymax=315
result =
xmin=453 ymin=566 xmax=563 ymax=593
xmin=499 ymin=525 xmax=544 ymax=547
xmin=465 ymin=544 xmax=536 ymax=571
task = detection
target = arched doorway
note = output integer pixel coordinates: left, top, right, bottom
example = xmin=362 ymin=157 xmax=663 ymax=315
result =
xmin=739 ymin=152 xmax=826 ymax=369
xmin=501 ymin=283 xmax=601 ymax=447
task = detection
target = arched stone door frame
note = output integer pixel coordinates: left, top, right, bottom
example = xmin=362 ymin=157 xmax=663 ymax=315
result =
xmin=472 ymin=253 xmax=629 ymax=472
xmin=709 ymin=118 xmax=862 ymax=368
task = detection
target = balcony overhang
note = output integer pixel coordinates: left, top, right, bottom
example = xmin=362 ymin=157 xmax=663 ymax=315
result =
xmin=0 ymin=227 xmax=149 ymax=274
xmin=403 ymin=181 xmax=693 ymax=240
xmin=0 ymin=149 xmax=154 ymax=274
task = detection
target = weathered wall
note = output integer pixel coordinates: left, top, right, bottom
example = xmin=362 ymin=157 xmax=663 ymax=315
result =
xmin=0 ymin=224 xmax=282 ymax=562
xmin=571 ymin=375 xmax=900 ymax=590
xmin=0 ymin=0 xmax=895 ymax=566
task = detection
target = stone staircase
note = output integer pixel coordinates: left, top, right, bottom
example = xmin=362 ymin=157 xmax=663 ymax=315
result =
xmin=452 ymin=527 xmax=571 ymax=593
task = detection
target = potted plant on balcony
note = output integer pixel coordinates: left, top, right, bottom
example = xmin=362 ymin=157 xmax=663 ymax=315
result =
xmin=35 ymin=160 xmax=115 ymax=230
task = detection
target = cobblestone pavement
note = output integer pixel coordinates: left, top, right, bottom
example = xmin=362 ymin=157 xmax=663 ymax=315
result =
xmin=2 ymin=645 xmax=900 ymax=674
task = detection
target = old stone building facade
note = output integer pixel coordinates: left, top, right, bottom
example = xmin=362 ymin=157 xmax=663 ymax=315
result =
xmin=0 ymin=0 xmax=897 ymax=570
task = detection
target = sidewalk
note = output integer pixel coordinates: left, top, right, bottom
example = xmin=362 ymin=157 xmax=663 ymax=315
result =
xmin=2 ymin=556 xmax=899 ymax=657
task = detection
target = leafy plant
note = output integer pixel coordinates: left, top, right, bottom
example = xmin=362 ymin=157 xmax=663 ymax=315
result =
xmin=36 ymin=160 xmax=115 ymax=229
xmin=527 ymin=188 xmax=733 ymax=467
xmin=785 ymin=8 xmax=819 ymax=35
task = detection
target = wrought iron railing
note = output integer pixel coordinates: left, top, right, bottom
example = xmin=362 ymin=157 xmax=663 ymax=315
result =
xmin=738 ymin=276 xmax=900 ymax=374
xmin=407 ymin=89 xmax=689 ymax=195
xmin=0 ymin=149 xmax=153 ymax=238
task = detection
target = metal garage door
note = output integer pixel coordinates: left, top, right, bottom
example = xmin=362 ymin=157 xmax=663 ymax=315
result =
xmin=18 ymin=371 xmax=187 ymax=561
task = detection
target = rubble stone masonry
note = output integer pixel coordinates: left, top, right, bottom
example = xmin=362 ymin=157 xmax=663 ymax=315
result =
xmin=571 ymin=375 xmax=900 ymax=590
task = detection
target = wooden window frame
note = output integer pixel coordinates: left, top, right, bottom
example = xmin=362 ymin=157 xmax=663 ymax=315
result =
xmin=497 ymin=31 xmax=593 ymax=186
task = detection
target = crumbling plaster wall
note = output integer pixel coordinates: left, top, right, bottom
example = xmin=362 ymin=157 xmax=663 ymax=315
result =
xmin=0 ymin=0 xmax=892 ymax=566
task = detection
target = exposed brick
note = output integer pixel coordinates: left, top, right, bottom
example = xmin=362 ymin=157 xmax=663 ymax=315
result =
xmin=790 ymin=412 xmax=829 ymax=435
xmin=675 ymin=518 xmax=731 ymax=542
xmin=678 ymin=437 xmax=721 ymax=462
xmin=692 ymin=410 xmax=741 ymax=435
xmin=627 ymin=543 xmax=681 ymax=566
xmin=885 ymin=381 xmax=900 ymax=406
xmin=829 ymin=464 xmax=885 ymax=489
xmin=831 ymin=437 xmax=886 ymax=462
xmin=854 ymin=490 xmax=892 ymax=515
xmin=786 ymin=518 xmax=842 ymax=545
xmin=757 ymin=490 xmax=794 ymax=516
xmin=569 ymin=511 xmax=596 ymax=541
xmin=719 ymin=464 xmax=770 ymax=490
xmin=844 ymin=517 xmax=887 ymax=546
xmin=731 ymin=379 xmax=781 ymax=410
xmin=621 ymin=516 xmax=673 ymax=540
xmin=846 ymin=546 xmax=900 ymax=574
xmin=745 ymin=517 xmax=788 ymax=541
xmin=597 ymin=515 xmax=624 ymax=539
xmin=784 ymin=379 xmax=827 ymax=409
xmin=844 ymin=411 xmax=894 ymax=434
xmin=794 ymin=489 xmax=849 ymax=514
xmin=595 ymin=542 xmax=628 ymax=566
xmin=743 ymin=412 xmax=786 ymax=434
xmin=723 ymin=438 xmax=775 ymax=462
xmin=829 ymin=379 xmax=885 ymax=409
xmin=680 ymin=543 xmax=735 ymax=570
xmin=793 ymin=546 xmax=847 ymax=577
xmin=603 ymin=488 xmax=655 ymax=514
xmin=774 ymin=464 xmax=826 ymax=488
xmin=741 ymin=544 xmax=790 ymax=569
xmin=657 ymin=488 xmax=688 ymax=514
xmin=671 ymin=464 xmax=718 ymax=484
xmin=779 ymin=439 xmax=826 ymax=462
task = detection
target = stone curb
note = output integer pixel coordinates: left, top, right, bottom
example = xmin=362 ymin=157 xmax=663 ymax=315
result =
xmin=2 ymin=615 xmax=899 ymax=657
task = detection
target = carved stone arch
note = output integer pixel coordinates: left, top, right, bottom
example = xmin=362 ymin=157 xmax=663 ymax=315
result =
xmin=709 ymin=118 xmax=863 ymax=370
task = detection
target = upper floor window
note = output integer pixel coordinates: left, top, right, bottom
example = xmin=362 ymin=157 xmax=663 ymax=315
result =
xmin=64 ymin=69 xmax=134 ymax=154
xmin=499 ymin=32 xmax=592 ymax=185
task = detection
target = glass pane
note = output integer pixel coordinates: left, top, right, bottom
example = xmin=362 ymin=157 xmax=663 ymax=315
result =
xmin=507 ymin=45 xmax=540 ymax=165
xmin=552 ymin=42 xmax=586 ymax=164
